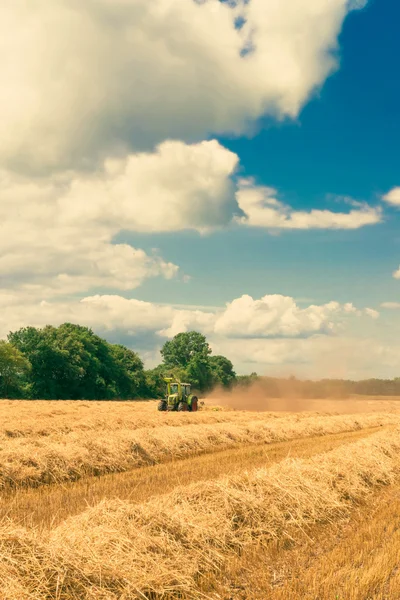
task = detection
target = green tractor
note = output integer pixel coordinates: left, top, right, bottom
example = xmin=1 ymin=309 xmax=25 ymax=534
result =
xmin=158 ymin=377 xmax=199 ymax=412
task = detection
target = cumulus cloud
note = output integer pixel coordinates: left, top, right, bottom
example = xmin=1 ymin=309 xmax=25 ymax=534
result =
xmin=382 ymin=187 xmax=400 ymax=207
xmin=0 ymin=0 xmax=363 ymax=172
xmin=381 ymin=302 xmax=400 ymax=309
xmin=393 ymin=268 xmax=400 ymax=280
xmin=213 ymin=295 xmax=344 ymax=338
xmin=0 ymin=139 xmax=241 ymax=296
xmin=236 ymin=180 xmax=382 ymax=230
xmin=0 ymin=163 xmax=183 ymax=297
xmin=2 ymin=136 xmax=383 ymax=302
xmin=0 ymin=291 xmax=372 ymax=341
xmin=364 ymin=308 xmax=379 ymax=319
xmin=0 ymin=290 xmax=386 ymax=377
xmin=61 ymin=140 xmax=240 ymax=233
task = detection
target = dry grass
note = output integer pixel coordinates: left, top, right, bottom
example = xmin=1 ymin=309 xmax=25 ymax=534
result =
xmin=215 ymin=482 xmax=400 ymax=599
xmin=0 ymin=399 xmax=267 ymax=437
xmin=1 ymin=399 xmax=400 ymax=599
xmin=1 ymin=427 xmax=400 ymax=598
xmin=2 ymin=397 xmax=400 ymax=437
xmin=0 ymin=425 xmax=379 ymax=530
xmin=0 ymin=399 xmax=398 ymax=490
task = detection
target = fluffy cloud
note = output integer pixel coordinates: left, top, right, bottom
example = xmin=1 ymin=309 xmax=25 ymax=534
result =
xmin=236 ymin=180 xmax=382 ymax=230
xmin=2 ymin=136 xmax=383 ymax=302
xmin=0 ymin=0 xmax=365 ymax=172
xmin=61 ymin=140 xmax=240 ymax=233
xmin=0 ymin=291 xmax=375 ymax=342
xmin=0 ymin=1 xmax=380 ymax=300
xmin=0 ymin=139 xmax=241 ymax=296
xmin=381 ymin=302 xmax=400 ymax=309
xmin=393 ymin=268 xmax=400 ymax=280
xmin=382 ymin=187 xmax=400 ymax=207
xmin=0 ymin=166 xmax=182 ymax=296
xmin=0 ymin=291 xmax=386 ymax=378
xmin=364 ymin=308 xmax=379 ymax=319
xmin=213 ymin=295 xmax=344 ymax=338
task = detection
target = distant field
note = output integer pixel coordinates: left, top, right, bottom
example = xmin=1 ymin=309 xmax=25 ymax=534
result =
xmin=1 ymin=397 xmax=400 ymax=599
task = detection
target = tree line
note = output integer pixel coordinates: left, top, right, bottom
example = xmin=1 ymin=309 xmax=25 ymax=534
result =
xmin=235 ymin=374 xmax=400 ymax=398
xmin=0 ymin=324 xmax=236 ymax=399
xmin=1 ymin=322 xmax=400 ymax=400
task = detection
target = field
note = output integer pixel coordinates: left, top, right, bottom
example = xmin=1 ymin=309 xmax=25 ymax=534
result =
xmin=1 ymin=396 xmax=400 ymax=599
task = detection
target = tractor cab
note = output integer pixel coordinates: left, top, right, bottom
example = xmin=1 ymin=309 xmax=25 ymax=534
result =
xmin=170 ymin=383 xmax=179 ymax=394
xmin=182 ymin=383 xmax=191 ymax=397
xmin=158 ymin=378 xmax=199 ymax=412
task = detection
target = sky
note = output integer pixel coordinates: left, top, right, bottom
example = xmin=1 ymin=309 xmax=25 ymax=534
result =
xmin=1 ymin=0 xmax=400 ymax=379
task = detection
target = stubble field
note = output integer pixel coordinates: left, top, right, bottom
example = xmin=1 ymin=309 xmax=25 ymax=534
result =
xmin=1 ymin=396 xmax=400 ymax=599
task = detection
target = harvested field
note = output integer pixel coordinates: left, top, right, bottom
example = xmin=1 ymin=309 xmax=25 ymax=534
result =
xmin=0 ymin=399 xmax=399 ymax=490
xmin=1 ymin=399 xmax=400 ymax=599
xmin=0 ymin=426 xmax=381 ymax=529
xmin=210 ymin=478 xmax=400 ymax=599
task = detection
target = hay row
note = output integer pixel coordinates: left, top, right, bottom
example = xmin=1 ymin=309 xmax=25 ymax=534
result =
xmin=1 ymin=428 xmax=400 ymax=598
xmin=0 ymin=399 xmax=288 ymax=438
xmin=0 ymin=412 xmax=398 ymax=489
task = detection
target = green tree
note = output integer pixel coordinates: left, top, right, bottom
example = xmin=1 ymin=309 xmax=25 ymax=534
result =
xmin=8 ymin=323 xmax=146 ymax=400
xmin=209 ymin=355 xmax=236 ymax=388
xmin=186 ymin=355 xmax=213 ymax=391
xmin=144 ymin=365 xmax=166 ymax=399
xmin=8 ymin=325 xmax=69 ymax=399
xmin=160 ymin=331 xmax=213 ymax=392
xmin=160 ymin=331 xmax=211 ymax=368
xmin=0 ymin=341 xmax=31 ymax=398
xmin=110 ymin=344 xmax=146 ymax=399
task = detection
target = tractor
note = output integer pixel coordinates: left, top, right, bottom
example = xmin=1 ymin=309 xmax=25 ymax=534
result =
xmin=158 ymin=377 xmax=199 ymax=412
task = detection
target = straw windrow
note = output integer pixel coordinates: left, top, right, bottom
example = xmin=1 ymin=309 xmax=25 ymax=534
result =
xmin=0 ymin=427 xmax=399 ymax=598
xmin=0 ymin=411 xmax=398 ymax=490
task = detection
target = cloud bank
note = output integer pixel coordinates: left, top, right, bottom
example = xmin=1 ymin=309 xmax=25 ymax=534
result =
xmin=0 ymin=0 xmax=364 ymax=172
xmin=1 ymin=0 xmax=392 ymax=380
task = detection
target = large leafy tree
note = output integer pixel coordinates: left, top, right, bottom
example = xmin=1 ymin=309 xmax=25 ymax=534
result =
xmin=110 ymin=344 xmax=146 ymax=399
xmin=160 ymin=331 xmax=237 ymax=393
xmin=209 ymin=355 xmax=236 ymax=388
xmin=0 ymin=341 xmax=31 ymax=398
xmin=8 ymin=323 xmax=146 ymax=400
xmin=161 ymin=331 xmax=211 ymax=368
xmin=8 ymin=325 xmax=68 ymax=399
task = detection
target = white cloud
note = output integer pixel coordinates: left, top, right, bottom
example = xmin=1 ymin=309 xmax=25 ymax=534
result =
xmin=81 ymin=293 xmax=373 ymax=341
xmin=393 ymin=267 xmax=400 ymax=280
xmin=382 ymin=187 xmax=400 ymax=207
xmin=213 ymin=294 xmax=344 ymax=338
xmin=0 ymin=139 xmax=240 ymax=296
xmin=236 ymin=180 xmax=382 ymax=230
xmin=381 ymin=302 xmax=400 ymax=309
xmin=0 ymin=0 xmax=364 ymax=172
xmin=0 ymin=291 xmax=369 ymax=341
xmin=61 ymin=140 xmax=240 ymax=233
xmin=1 ymin=137 xmax=383 ymax=302
xmin=0 ymin=290 xmax=389 ymax=378
xmin=365 ymin=308 xmax=379 ymax=319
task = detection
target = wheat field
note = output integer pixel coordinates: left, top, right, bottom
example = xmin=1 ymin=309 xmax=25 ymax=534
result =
xmin=1 ymin=397 xmax=400 ymax=599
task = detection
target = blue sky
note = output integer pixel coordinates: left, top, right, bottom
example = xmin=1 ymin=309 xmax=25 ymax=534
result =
xmin=124 ymin=0 xmax=400 ymax=310
xmin=1 ymin=0 xmax=400 ymax=378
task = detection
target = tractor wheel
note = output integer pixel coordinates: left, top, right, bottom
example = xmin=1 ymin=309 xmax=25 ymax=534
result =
xmin=158 ymin=400 xmax=167 ymax=411
xmin=191 ymin=397 xmax=198 ymax=412
xmin=177 ymin=402 xmax=188 ymax=412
